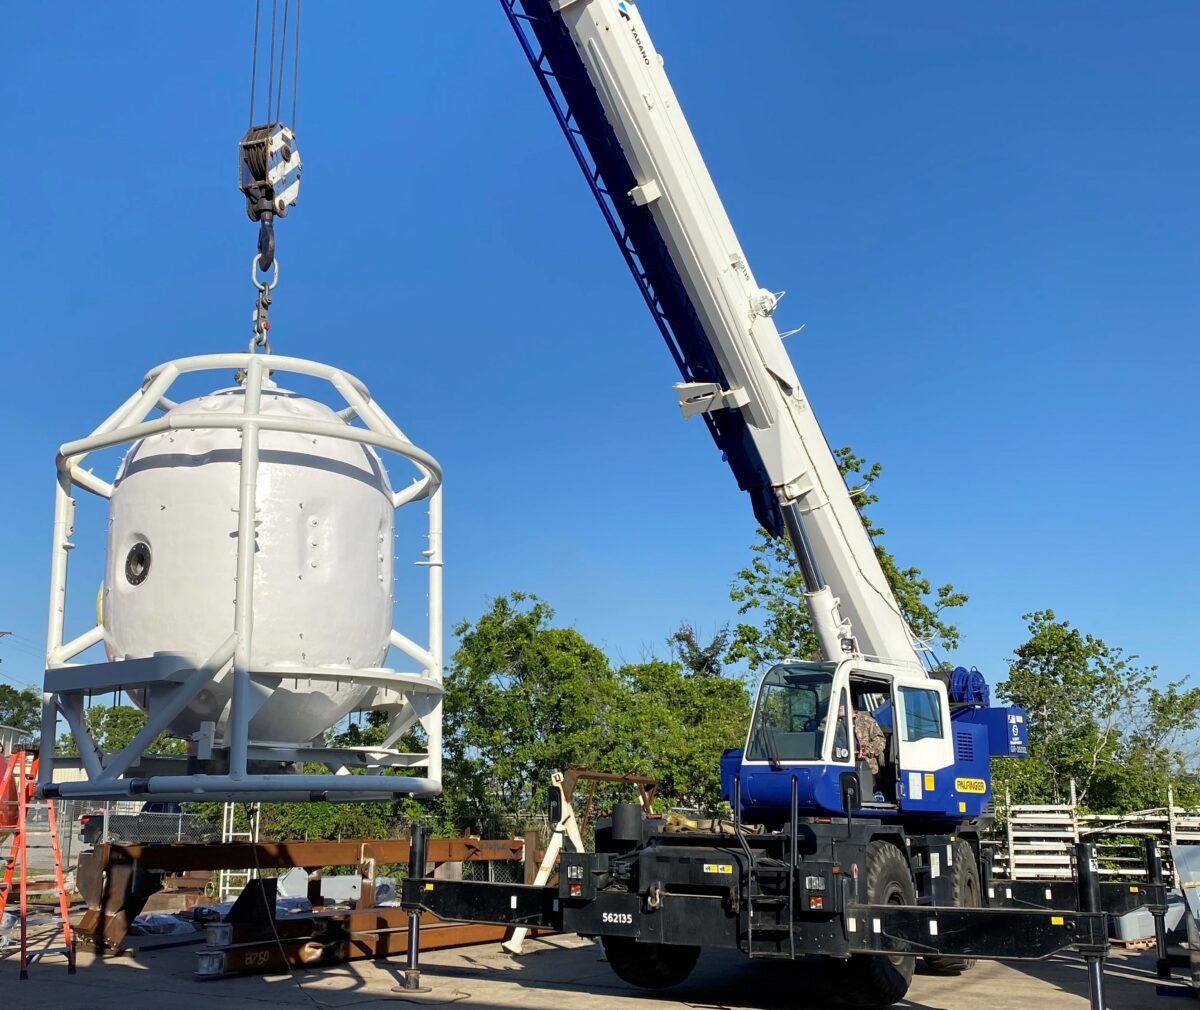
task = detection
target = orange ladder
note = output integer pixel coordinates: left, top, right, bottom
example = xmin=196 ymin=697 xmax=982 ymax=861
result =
xmin=0 ymin=751 xmax=76 ymax=978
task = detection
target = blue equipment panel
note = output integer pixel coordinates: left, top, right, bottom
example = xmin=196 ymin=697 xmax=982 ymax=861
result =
xmin=721 ymin=748 xmax=856 ymax=822
xmin=895 ymin=721 xmax=991 ymax=819
xmin=952 ymin=705 xmax=1029 ymax=757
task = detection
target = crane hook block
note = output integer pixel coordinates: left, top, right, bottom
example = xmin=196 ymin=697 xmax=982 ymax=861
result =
xmin=238 ymin=123 xmax=302 ymax=222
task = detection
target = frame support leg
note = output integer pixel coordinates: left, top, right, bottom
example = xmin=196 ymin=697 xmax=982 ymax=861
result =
xmin=396 ymin=824 xmax=431 ymax=994
xmin=1143 ymin=835 xmax=1171 ymax=979
xmin=1075 ymin=842 xmax=1109 ymax=1010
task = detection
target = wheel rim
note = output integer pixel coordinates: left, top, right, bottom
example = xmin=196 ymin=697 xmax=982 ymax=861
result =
xmin=886 ymin=881 xmax=909 ymax=968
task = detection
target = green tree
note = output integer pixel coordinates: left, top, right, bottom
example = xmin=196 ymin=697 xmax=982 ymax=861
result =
xmin=668 ymin=624 xmax=730 ymax=678
xmin=726 ymin=447 xmax=967 ymax=672
xmin=613 ymin=654 xmax=750 ymax=809
xmin=326 ymin=709 xmax=391 ymax=749
xmin=0 ymin=685 xmax=40 ymax=736
xmin=993 ymin=610 xmax=1200 ymax=810
xmin=441 ymin=593 xmax=623 ymax=834
xmin=55 ymin=703 xmax=186 ymax=757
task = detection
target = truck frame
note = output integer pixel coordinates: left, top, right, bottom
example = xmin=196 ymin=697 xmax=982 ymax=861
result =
xmin=399 ymin=785 xmax=1170 ymax=1008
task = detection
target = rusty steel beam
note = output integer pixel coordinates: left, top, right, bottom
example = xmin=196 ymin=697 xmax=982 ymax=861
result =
xmin=78 ymin=836 xmax=526 ymax=953
xmin=195 ymin=908 xmax=542 ymax=978
xmin=96 ymin=836 xmax=524 ymax=873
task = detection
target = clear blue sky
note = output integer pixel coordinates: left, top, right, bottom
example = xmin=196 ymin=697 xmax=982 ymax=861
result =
xmin=1 ymin=2 xmax=1196 ymax=693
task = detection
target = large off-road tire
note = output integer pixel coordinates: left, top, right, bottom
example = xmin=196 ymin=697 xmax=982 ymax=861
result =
xmin=601 ymin=936 xmax=700 ymax=989
xmin=831 ymin=839 xmax=917 ymax=1007
xmin=924 ymin=837 xmax=982 ymax=974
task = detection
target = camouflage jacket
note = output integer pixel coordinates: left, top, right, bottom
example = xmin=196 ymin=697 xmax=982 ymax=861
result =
xmin=854 ymin=711 xmax=887 ymax=774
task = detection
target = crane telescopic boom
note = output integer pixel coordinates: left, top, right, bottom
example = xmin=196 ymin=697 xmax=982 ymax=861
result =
xmin=506 ymin=0 xmax=920 ymax=669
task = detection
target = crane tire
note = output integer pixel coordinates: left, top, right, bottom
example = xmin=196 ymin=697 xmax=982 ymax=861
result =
xmin=832 ymin=839 xmax=916 ymax=1007
xmin=924 ymin=838 xmax=982 ymax=974
xmin=601 ymin=936 xmax=700 ymax=989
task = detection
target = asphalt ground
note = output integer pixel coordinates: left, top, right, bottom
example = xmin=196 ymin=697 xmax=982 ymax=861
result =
xmin=0 ymin=926 xmax=1189 ymax=1010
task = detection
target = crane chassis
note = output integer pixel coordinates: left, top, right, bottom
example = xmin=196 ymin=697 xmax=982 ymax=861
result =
xmin=399 ymin=792 xmax=1169 ymax=1008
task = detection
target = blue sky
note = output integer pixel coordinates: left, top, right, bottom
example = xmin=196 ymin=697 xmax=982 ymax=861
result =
xmin=1 ymin=2 xmax=1196 ymax=694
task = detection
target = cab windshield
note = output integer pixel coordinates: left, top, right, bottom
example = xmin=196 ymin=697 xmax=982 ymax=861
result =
xmin=747 ymin=666 xmax=836 ymax=762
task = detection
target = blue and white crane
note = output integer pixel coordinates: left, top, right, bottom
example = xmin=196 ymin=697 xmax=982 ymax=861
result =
xmin=503 ymin=0 xmax=1025 ymax=828
xmin=33 ymin=6 xmax=1147 ymax=1005
xmin=397 ymin=9 xmax=1147 ymax=1010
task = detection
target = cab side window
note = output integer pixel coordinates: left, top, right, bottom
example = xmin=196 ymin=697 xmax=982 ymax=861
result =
xmin=898 ymin=687 xmax=943 ymax=742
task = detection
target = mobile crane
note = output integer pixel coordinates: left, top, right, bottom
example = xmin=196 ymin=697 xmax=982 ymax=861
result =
xmin=397 ymin=2 xmax=1168 ymax=1006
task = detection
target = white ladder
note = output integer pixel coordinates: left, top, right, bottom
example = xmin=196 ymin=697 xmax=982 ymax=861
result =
xmin=216 ymin=802 xmax=261 ymax=901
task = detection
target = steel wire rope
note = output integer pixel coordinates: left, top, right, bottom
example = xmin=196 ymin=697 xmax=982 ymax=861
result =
xmin=291 ymin=0 xmax=302 ymax=129
xmin=275 ymin=0 xmax=290 ymax=125
xmin=248 ymin=0 xmax=261 ymax=126
xmin=266 ymin=0 xmax=279 ymax=125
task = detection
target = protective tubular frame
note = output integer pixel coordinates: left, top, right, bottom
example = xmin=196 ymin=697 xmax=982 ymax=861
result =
xmin=39 ymin=352 xmax=444 ymax=803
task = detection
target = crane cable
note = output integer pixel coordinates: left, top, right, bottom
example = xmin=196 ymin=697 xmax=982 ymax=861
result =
xmin=242 ymin=0 xmax=303 ymax=353
xmin=248 ymin=0 xmax=301 ymax=132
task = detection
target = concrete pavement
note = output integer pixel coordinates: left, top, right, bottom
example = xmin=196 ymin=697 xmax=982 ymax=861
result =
xmin=0 ymin=928 xmax=1186 ymax=1009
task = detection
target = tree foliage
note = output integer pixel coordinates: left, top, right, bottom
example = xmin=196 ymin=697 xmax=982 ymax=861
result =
xmin=439 ymin=595 xmax=748 ymax=833
xmin=668 ymin=624 xmax=730 ymax=678
xmin=0 ymin=685 xmax=40 ymax=736
xmin=441 ymin=593 xmax=622 ymax=833
xmin=726 ymin=447 xmax=967 ymax=672
xmin=613 ymin=657 xmax=749 ymax=809
xmin=993 ymin=610 xmax=1200 ymax=811
xmin=55 ymin=703 xmax=186 ymax=757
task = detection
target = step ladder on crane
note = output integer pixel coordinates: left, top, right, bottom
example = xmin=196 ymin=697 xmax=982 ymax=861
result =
xmin=0 ymin=750 xmax=76 ymax=978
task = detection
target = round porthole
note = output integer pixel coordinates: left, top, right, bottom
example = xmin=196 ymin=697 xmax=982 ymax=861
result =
xmin=125 ymin=541 xmax=152 ymax=585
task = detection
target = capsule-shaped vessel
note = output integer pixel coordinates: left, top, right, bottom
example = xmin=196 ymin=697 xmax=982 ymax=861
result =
xmin=105 ymin=385 xmax=393 ymax=744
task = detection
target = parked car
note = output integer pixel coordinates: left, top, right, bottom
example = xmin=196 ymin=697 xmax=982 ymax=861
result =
xmin=79 ymin=801 xmax=216 ymax=845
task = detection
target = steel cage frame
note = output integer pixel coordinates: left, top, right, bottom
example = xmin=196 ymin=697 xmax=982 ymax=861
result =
xmin=40 ymin=352 xmax=444 ymax=803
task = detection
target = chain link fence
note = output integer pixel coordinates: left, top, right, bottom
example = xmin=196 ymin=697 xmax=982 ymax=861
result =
xmin=11 ymin=797 xmax=87 ymax=889
xmin=67 ymin=800 xmax=219 ymax=846
xmin=460 ymin=858 xmax=523 ymax=883
xmin=12 ymin=798 xmax=211 ymax=888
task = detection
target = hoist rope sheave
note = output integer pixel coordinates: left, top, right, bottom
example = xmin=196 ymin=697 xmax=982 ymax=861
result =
xmin=240 ymin=0 xmax=303 ymax=346
xmin=237 ymin=122 xmax=302 ymax=269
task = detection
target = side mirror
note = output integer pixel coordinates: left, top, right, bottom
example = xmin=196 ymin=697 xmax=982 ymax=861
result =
xmin=839 ymin=770 xmax=861 ymax=817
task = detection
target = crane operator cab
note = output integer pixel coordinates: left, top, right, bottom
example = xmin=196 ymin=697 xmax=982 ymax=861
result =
xmin=720 ymin=660 xmax=1000 ymax=828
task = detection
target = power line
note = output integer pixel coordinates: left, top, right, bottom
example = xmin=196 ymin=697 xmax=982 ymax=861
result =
xmin=0 ymin=637 xmax=42 ymax=659
xmin=0 ymin=668 xmax=39 ymax=690
xmin=0 ymin=632 xmax=41 ymax=690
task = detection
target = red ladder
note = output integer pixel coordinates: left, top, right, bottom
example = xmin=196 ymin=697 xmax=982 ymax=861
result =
xmin=0 ymin=751 xmax=76 ymax=978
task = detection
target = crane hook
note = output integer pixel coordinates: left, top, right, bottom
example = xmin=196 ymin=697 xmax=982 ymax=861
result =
xmin=257 ymin=214 xmax=276 ymax=272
